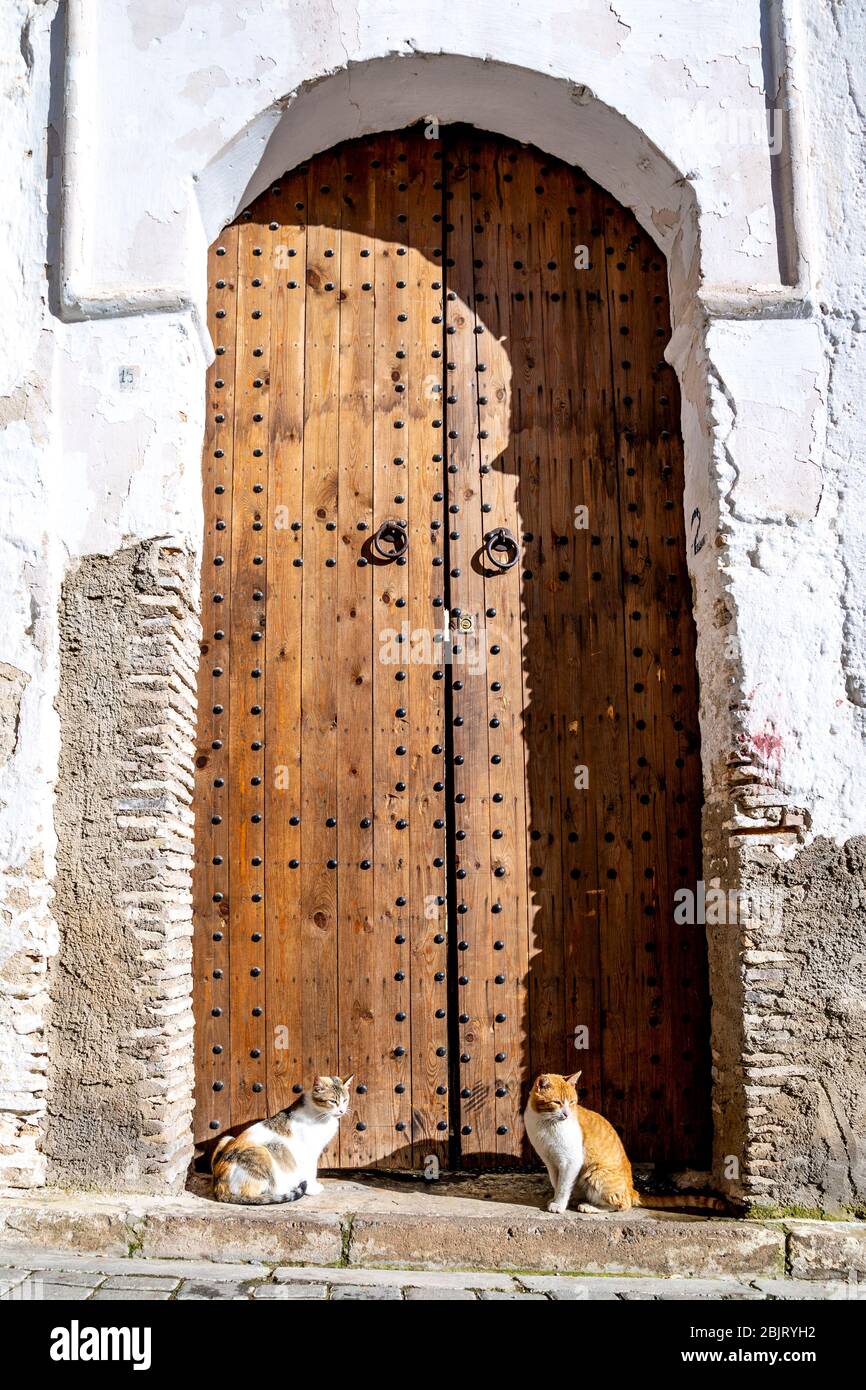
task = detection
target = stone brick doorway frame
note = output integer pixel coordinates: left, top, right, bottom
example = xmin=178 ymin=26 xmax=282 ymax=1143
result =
xmin=46 ymin=52 xmax=832 ymax=1209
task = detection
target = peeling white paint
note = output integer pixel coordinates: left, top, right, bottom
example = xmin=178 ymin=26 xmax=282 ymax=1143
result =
xmin=708 ymin=319 xmax=826 ymax=524
xmin=65 ymin=0 xmax=788 ymax=306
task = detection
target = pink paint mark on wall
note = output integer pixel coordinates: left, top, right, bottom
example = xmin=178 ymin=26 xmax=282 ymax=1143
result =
xmin=751 ymin=726 xmax=783 ymax=770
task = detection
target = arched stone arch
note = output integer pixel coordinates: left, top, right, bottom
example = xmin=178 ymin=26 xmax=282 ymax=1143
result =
xmin=194 ymin=55 xmax=701 ymax=329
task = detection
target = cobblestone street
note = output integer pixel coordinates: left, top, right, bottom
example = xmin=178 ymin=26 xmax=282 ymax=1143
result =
xmin=0 ymin=1251 xmax=857 ymax=1302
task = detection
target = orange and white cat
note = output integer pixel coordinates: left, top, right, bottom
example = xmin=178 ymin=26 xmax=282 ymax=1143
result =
xmin=212 ymin=1075 xmax=352 ymax=1205
xmin=525 ymin=1072 xmax=725 ymax=1213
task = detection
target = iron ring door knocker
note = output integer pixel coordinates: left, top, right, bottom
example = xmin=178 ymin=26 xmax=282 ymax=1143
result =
xmin=484 ymin=526 xmax=520 ymax=571
xmin=371 ymin=519 xmax=409 ymax=561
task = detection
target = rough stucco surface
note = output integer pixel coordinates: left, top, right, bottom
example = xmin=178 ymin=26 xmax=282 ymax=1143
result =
xmin=0 ymin=0 xmax=60 ymax=1189
xmin=72 ymin=0 xmax=783 ymax=297
xmin=741 ymin=838 xmax=866 ymax=1211
xmin=0 ymin=0 xmax=863 ymax=1206
xmin=46 ymin=543 xmax=199 ymax=1191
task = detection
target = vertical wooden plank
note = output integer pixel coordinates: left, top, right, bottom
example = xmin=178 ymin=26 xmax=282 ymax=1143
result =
xmin=535 ymin=160 xmax=583 ymax=1089
xmin=504 ymin=148 xmax=568 ymax=1086
xmin=193 ymin=226 xmax=238 ymax=1143
xmin=228 ymin=206 xmax=273 ymax=1124
xmin=607 ymin=208 xmax=673 ymax=1159
xmin=560 ymin=185 xmax=639 ymax=1151
xmin=334 ymin=139 xmax=378 ymax=1166
xmin=445 ymin=138 xmax=497 ymax=1165
xmin=299 ymin=156 xmax=342 ymax=1154
xmin=265 ymin=171 xmax=307 ymax=1116
xmin=370 ymin=133 xmax=414 ymax=1164
xmin=405 ymin=129 xmax=450 ymax=1168
xmin=543 ymin=172 xmax=612 ymax=1120
xmin=602 ymin=209 xmax=709 ymax=1162
xmin=461 ymin=135 xmax=531 ymax=1162
xmin=535 ymin=162 xmax=615 ymax=1118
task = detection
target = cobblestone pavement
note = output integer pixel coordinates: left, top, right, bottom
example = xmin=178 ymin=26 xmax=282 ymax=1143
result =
xmin=0 ymin=1249 xmax=857 ymax=1300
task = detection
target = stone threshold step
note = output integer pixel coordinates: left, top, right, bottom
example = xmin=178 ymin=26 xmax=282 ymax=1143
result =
xmin=0 ymin=1176 xmax=862 ymax=1280
xmin=1 ymin=1256 xmax=854 ymax=1301
xmin=3 ymin=1254 xmax=855 ymax=1301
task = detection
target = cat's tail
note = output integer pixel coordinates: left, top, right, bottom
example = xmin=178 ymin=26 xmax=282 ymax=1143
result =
xmin=213 ymin=1180 xmax=308 ymax=1206
xmin=239 ymin=1180 xmax=308 ymax=1206
xmin=276 ymin=1180 xmax=308 ymax=1204
xmin=634 ymin=1191 xmax=730 ymax=1213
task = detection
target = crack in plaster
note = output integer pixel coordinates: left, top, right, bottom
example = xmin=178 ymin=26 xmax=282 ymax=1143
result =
xmin=822 ymin=312 xmax=866 ymax=711
xmin=607 ymin=2 xmax=631 ymax=42
xmin=706 ymin=360 xmax=742 ymax=525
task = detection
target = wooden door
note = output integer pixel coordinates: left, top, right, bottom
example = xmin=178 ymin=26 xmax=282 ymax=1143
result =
xmin=193 ymin=127 xmax=710 ymax=1170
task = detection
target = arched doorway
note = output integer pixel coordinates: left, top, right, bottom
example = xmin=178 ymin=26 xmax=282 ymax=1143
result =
xmin=192 ymin=125 xmax=709 ymax=1171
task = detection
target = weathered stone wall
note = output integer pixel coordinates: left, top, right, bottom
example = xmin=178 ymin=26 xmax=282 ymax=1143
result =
xmin=0 ymin=0 xmax=59 ymax=1190
xmin=705 ymin=819 xmax=866 ymax=1212
xmin=737 ymin=838 xmax=866 ymax=1212
xmin=46 ymin=542 xmax=199 ymax=1191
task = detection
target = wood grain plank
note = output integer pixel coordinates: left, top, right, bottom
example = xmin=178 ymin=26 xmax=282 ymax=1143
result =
xmin=446 ymin=138 xmax=497 ymax=1165
xmin=264 ymin=172 xmax=307 ymax=1117
xmin=604 ymin=213 xmax=673 ymax=1158
xmin=463 ymin=135 xmax=532 ymax=1163
xmin=534 ymin=161 xmax=616 ymax=1119
xmin=370 ymin=133 xmax=414 ymax=1165
xmin=563 ymin=186 xmax=639 ymax=1152
xmin=335 ymin=138 xmax=378 ymax=1166
xmin=299 ymin=156 xmax=342 ymax=1159
xmin=228 ymin=206 xmax=273 ymax=1125
xmin=602 ymin=208 xmax=709 ymax=1162
xmin=503 ymin=147 xmax=568 ymax=1087
xmin=405 ymin=130 xmax=450 ymax=1168
xmin=193 ymin=225 xmax=238 ymax=1143
xmin=545 ymin=173 xmax=610 ymax=1120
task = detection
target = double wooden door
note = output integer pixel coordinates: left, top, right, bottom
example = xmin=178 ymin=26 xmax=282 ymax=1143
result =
xmin=193 ymin=126 xmax=709 ymax=1169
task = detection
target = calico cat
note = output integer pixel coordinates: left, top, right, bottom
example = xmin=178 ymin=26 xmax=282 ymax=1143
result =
xmin=211 ymin=1075 xmax=352 ymax=1205
xmin=524 ymin=1072 xmax=727 ymax=1214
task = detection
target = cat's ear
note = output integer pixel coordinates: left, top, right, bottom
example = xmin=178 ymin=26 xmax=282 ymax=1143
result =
xmin=566 ymin=1071 xmax=582 ymax=1087
xmin=341 ymin=1074 xmax=354 ymax=1089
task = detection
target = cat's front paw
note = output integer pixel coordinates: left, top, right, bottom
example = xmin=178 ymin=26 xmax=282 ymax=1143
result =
xmin=575 ymin=1201 xmax=600 ymax=1213
xmin=305 ymin=1180 xmax=324 ymax=1196
xmin=547 ymin=1198 xmax=568 ymax=1214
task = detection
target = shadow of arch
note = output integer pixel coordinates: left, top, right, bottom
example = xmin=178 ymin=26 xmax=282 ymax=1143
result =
xmin=438 ymin=132 xmax=708 ymax=1165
